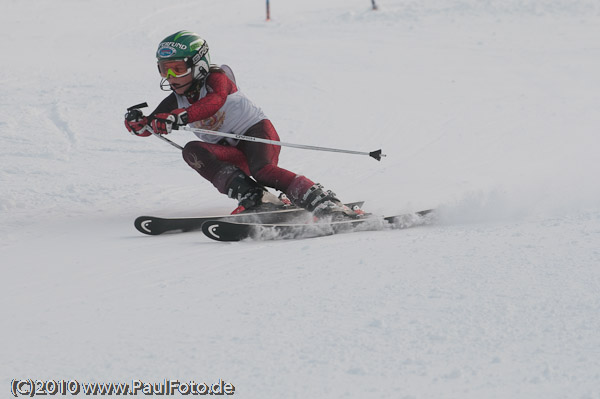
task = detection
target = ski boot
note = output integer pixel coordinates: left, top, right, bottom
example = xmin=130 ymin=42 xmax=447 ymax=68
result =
xmin=225 ymin=171 xmax=290 ymax=214
xmin=291 ymin=183 xmax=362 ymax=221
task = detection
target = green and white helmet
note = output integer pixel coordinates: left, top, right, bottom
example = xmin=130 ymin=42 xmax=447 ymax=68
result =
xmin=156 ymin=31 xmax=211 ymax=88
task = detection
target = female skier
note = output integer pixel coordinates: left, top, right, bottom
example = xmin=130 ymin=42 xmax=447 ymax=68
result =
xmin=124 ymin=31 xmax=357 ymax=217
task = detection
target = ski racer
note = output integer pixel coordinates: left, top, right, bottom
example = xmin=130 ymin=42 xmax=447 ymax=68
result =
xmin=124 ymin=30 xmax=358 ymax=217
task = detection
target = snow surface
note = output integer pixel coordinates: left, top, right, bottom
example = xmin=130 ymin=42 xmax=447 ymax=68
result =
xmin=1 ymin=0 xmax=600 ymax=397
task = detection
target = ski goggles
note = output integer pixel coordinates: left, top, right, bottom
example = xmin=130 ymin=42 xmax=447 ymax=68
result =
xmin=157 ymin=59 xmax=192 ymax=78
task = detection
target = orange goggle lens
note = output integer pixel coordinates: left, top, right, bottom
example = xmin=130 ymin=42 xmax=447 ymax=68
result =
xmin=157 ymin=60 xmax=191 ymax=78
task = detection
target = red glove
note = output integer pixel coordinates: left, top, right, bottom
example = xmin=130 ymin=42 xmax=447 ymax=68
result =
xmin=151 ymin=113 xmax=175 ymax=135
xmin=124 ymin=116 xmax=151 ymax=137
xmin=151 ymin=109 xmax=188 ymax=135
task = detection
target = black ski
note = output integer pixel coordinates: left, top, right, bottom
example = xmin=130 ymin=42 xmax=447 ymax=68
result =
xmin=134 ymin=201 xmax=365 ymax=235
xmin=201 ymin=209 xmax=435 ymax=242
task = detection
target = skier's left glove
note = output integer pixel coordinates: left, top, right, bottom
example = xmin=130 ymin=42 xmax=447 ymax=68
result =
xmin=124 ymin=116 xmax=151 ymax=137
xmin=124 ymin=107 xmax=151 ymax=137
xmin=151 ymin=109 xmax=188 ymax=135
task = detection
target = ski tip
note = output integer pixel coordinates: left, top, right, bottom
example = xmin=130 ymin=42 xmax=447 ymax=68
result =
xmin=134 ymin=216 xmax=161 ymax=235
xmin=202 ymin=220 xmax=254 ymax=242
xmin=369 ymin=149 xmax=386 ymax=161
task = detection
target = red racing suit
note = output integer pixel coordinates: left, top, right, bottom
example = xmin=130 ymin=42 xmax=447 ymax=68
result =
xmin=150 ymin=69 xmax=314 ymax=200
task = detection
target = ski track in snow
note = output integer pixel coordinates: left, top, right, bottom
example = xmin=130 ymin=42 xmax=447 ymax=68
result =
xmin=1 ymin=1 xmax=600 ymax=398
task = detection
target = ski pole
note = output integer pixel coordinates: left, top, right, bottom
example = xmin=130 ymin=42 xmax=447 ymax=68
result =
xmin=181 ymin=126 xmax=386 ymax=161
xmin=126 ymin=102 xmax=386 ymax=160
xmin=149 ymin=127 xmax=183 ymax=150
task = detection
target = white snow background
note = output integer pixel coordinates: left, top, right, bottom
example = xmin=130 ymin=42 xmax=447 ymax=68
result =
xmin=1 ymin=0 xmax=600 ymax=397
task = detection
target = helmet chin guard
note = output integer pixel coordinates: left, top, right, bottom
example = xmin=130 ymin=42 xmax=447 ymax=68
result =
xmin=159 ymin=76 xmax=205 ymax=98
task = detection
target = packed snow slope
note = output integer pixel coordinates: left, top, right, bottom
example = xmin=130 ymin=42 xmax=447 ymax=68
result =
xmin=1 ymin=0 xmax=600 ymax=398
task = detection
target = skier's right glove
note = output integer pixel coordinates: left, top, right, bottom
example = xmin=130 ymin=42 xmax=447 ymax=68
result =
xmin=151 ymin=110 xmax=188 ymax=135
xmin=124 ymin=109 xmax=151 ymax=137
xmin=150 ymin=113 xmax=176 ymax=135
